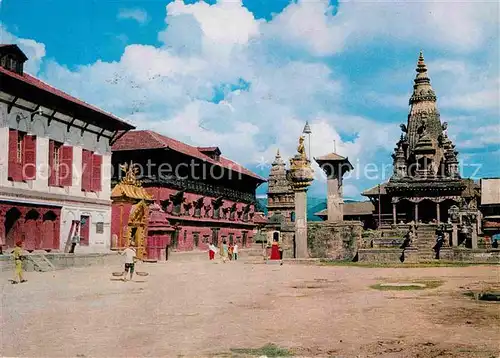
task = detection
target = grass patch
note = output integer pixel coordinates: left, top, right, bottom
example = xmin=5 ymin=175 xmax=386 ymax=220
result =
xmin=319 ymin=260 xmax=486 ymax=268
xmin=230 ymin=343 xmax=293 ymax=357
xmin=371 ymin=279 xmax=444 ymax=291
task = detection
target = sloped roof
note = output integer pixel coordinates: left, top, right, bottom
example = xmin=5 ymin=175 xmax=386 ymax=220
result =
xmin=362 ymin=183 xmax=388 ymax=196
xmin=112 ymin=130 xmax=265 ymax=182
xmin=315 ymin=153 xmax=347 ymax=161
xmin=315 ymin=201 xmax=375 ymax=218
xmin=253 ymin=212 xmax=268 ymax=225
xmin=111 ymin=183 xmax=153 ymax=201
xmin=0 ymin=59 xmax=133 ymax=130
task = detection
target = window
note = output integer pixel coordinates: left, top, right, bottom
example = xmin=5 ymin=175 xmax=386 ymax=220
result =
xmin=16 ymin=132 xmax=24 ymax=163
xmin=96 ymin=222 xmax=104 ymax=234
xmin=49 ymin=140 xmax=73 ymax=187
xmin=8 ymin=129 xmax=36 ymax=182
xmin=81 ymin=149 xmax=102 ymax=192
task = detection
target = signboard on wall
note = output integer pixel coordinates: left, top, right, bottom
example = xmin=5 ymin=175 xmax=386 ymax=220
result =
xmin=481 ymin=178 xmax=500 ymax=205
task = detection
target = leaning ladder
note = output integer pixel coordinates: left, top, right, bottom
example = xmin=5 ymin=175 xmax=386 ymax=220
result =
xmin=28 ymin=254 xmax=55 ymax=272
xmin=64 ymin=220 xmax=80 ymax=253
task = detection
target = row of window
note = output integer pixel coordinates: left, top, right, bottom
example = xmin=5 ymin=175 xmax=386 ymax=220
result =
xmin=8 ymin=129 xmax=102 ymax=192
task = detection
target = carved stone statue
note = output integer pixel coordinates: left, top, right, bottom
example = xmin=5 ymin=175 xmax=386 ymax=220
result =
xmin=297 ymin=135 xmax=306 ymax=159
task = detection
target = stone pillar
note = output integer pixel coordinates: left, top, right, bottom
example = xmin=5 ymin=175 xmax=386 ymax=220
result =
xmin=392 ymin=203 xmax=397 ymax=225
xmin=471 ymin=225 xmax=478 ymax=249
xmin=294 ymin=190 xmax=308 ymax=258
xmin=452 ymin=224 xmax=458 ymax=247
xmin=414 ymin=202 xmax=419 ymax=222
xmin=327 ymin=177 xmax=343 ymax=222
xmin=436 ymin=202 xmax=440 ymax=223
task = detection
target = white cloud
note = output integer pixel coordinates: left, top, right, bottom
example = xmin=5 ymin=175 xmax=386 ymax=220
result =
xmin=4 ymin=0 xmax=498 ymax=198
xmin=0 ymin=25 xmax=46 ymax=74
xmin=117 ymin=8 xmax=149 ymax=24
xmin=268 ymin=0 xmax=499 ymax=56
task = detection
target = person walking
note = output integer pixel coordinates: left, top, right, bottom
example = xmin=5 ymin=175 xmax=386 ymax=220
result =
xmin=233 ymin=243 xmax=238 ymax=261
xmin=220 ymin=240 xmax=228 ymax=263
xmin=12 ymin=241 xmax=26 ymax=284
xmin=121 ymin=245 xmax=140 ymax=281
xmin=208 ymin=243 xmax=217 ymax=260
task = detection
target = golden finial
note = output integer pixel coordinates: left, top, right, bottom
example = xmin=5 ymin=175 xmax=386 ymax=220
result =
xmin=119 ymin=161 xmax=141 ymax=187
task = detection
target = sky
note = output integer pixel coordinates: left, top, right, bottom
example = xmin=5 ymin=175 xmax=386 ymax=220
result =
xmin=1 ymin=0 xmax=499 ymax=200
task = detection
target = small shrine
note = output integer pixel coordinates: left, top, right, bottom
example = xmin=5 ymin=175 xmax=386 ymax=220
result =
xmin=110 ymin=162 xmax=154 ymax=260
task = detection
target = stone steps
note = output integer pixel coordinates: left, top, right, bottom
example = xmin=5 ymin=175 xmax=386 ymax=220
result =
xmin=27 ymin=254 xmax=55 ymax=272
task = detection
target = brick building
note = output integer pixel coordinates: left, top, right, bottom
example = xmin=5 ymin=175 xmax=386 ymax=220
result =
xmin=0 ymin=44 xmax=134 ymax=252
xmin=111 ymin=130 xmax=266 ymax=251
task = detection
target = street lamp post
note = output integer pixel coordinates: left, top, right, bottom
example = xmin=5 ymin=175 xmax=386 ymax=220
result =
xmin=302 ymin=121 xmax=312 ymax=159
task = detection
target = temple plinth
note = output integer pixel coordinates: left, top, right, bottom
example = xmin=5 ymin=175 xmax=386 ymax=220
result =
xmin=287 ymin=136 xmax=314 ymax=258
xmin=315 ymin=153 xmax=353 ymax=222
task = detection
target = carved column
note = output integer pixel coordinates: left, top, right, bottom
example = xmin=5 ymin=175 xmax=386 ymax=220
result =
xmin=452 ymin=224 xmax=458 ymax=247
xmin=436 ymin=202 xmax=440 ymax=224
xmin=0 ymin=207 xmax=6 ymax=247
xmin=392 ymin=203 xmax=397 ymax=225
xmin=414 ymin=202 xmax=419 ymax=222
xmin=471 ymin=224 xmax=478 ymax=249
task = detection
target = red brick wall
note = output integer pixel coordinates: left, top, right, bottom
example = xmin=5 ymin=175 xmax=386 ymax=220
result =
xmin=145 ymin=187 xmax=255 ymax=251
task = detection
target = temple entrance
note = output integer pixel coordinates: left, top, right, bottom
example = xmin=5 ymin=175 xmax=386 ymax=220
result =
xmin=396 ymin=199 xmax=414 ymax=223
xmin=273 ymin=231 xmax=280 ymax=242
xmin=418 ymin=199 xmax=436 ymax=223
xmin=5 ymin=207 xmax=22 ymax=248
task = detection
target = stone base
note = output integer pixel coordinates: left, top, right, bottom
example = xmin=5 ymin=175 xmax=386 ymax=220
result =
xmin=0 ymin=252 xmax=122 ymax=272
xmin=358 ymin=248 xmax=500 ymax=264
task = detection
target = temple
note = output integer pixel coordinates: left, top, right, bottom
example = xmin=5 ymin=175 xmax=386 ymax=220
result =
xmin=363 ymin=52 xmax=480 ymax=228
xmin=111 ymin=130 xmax=266 ymax=252
xmin=0 ymin=44 xmax=134 ymax=253
xmin=266 ymin=150 xmax=294 ymax=222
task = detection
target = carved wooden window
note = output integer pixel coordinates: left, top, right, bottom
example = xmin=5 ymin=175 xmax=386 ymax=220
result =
xmin=96 ymin=222 xmax=104 ymax=234
xmin=16 ymin=132 xmax=24 ymax=163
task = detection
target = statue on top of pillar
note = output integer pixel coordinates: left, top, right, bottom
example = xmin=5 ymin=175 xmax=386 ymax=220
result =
xmin=297 ymin=136 xmax=306 ymax=160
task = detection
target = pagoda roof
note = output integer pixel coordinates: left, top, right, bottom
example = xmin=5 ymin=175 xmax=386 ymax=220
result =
xmin=315 ymin=152 xmax=347 ymax=161
xmin=113 ymin=130 xmax=265 ymax=182
xmin=111 ymin=183 xmax=153 ymax=201
xmin=362 ymin=183 xmax=388 ymax=196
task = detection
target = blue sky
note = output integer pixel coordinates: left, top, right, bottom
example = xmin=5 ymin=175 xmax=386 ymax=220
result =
xmin=1 ymin=0 xmax=499 ymax=199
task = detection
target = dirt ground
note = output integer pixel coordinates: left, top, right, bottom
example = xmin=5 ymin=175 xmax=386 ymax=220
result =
xmin=1 ymin=258 xmax=499 ymax=357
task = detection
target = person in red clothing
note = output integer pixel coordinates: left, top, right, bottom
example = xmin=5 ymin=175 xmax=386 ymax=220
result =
xmin=270 ymin=238 xmax=281 ymax=260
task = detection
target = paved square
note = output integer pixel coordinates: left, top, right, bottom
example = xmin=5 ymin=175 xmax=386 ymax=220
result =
xmin=1 ymin=260 xmax=498 ymax=357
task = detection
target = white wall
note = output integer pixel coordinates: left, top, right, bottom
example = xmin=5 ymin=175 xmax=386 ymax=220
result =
xmin=61 ymin=206 xmax=111 ymax=253
xmin=0 ymin=102 xmax=112 ymax=199
xmin=0 ymin=100 xmax=114 ymax=252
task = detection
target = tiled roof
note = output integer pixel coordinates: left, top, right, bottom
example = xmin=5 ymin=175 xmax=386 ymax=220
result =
xmin=0 ymin=65 xmax=133 ymax=129
xmin=314 ymin=152 xmax=347 ymax=161
xmin=112 ymin=130 xmax=266 ymax=182
xmin=315 ymin=201 xmax=375 ymax=218
xmin=362 ymin=183 xmax=388 ymax=196
xmin=253 ymin=212 xmax=268 ymax=224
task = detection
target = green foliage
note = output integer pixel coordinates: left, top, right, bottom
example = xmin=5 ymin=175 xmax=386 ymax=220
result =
xmin=230 ymin=343 xmax=293 ymax=357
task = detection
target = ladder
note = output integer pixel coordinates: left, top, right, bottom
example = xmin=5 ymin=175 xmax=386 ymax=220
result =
xmin=28 ymin=254 xmax=55 ymax=272
xmin=64 ymin=220 xmax=80 ymax=253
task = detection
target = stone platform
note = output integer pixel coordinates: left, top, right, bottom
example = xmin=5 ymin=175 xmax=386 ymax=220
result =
xmin=0 ymin=252 xmax=122 ymax=272
xmin=358 ymin=248 xmax=500 ymax=264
